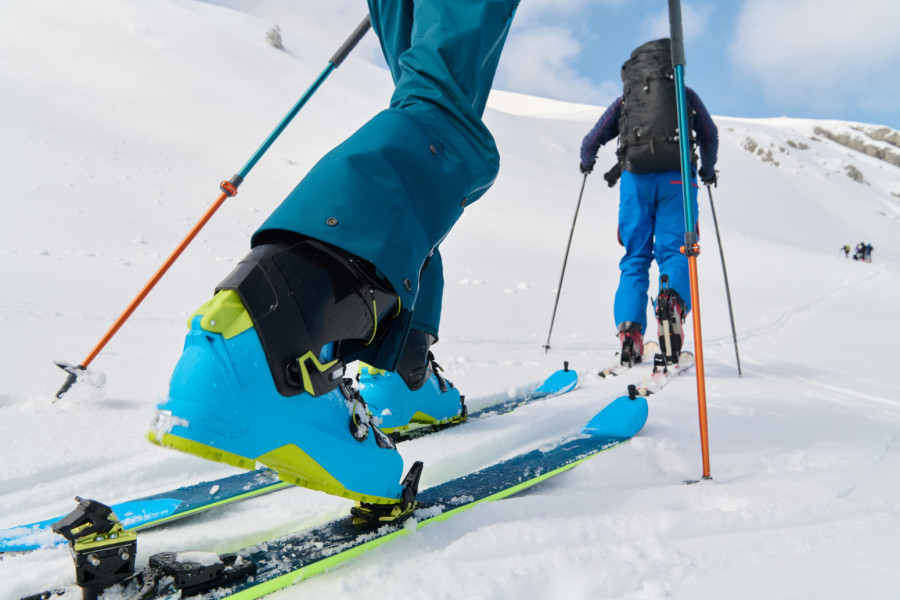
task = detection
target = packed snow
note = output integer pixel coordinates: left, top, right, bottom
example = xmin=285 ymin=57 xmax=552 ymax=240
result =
xmin=2 ymin=1 xmax=900 ymax=599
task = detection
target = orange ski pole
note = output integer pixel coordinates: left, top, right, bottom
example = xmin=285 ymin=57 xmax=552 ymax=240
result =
xmin=669 ymin=0 xmax=711 ymax=480
xmin=55 ymin=15 xmax=373 ymax=399
xmin=686 ymin=250 xmax=711 ymax=478
xmin=54 ymin=186 xmax=233 ymax=398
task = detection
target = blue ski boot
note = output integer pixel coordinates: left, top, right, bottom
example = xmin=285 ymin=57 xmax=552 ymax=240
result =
xmin=148 ymin=237 xmax=420 ymax=509
xmin=357 ymin=330 xmax=466 ymax=436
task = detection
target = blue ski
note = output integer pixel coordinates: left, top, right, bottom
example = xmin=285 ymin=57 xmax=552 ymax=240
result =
xmin=32 ymin=390 xmax=646 ymax=600
xmin=2 ymin=366 xmax=577 ymax=554
xmin=212 ymin=394 xmax=647 ymax=599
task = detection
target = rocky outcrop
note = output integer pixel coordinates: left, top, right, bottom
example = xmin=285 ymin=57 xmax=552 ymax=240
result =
xmin=852 ymin=125 xmax=900 ymax=148
xmin=813 ymin=126 xmax=900 ymax=168
xmin=742 ymin=137 xmax=780 ymax=167
xmin=844 ymin=164 xmax=865 ymax=183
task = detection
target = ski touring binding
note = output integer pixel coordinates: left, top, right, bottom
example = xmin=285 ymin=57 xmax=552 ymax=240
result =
xmin=617 ymin=321 xmax=644 ymax=368
xmin=652 ymin=352 xmax=669 ymax=375
xmin=51 ymin=497 xmax=138 ymax=600
xmin=655 ymin=276 xmax=686 ymax=365
xmin=139 ymin=551 xmax=257 ymax=598
xmin=46 ymin=497 xmax=258 ymax=600
xmin=350 ymin=461 xmax=423 ymax=530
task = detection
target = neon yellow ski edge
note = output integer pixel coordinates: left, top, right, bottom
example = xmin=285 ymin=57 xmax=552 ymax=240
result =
xmin=224 ymin=440 xmax=626 ymax=600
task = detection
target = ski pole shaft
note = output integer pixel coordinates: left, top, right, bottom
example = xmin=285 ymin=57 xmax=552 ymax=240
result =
xmin=707 ymin=186 xmax=742 ymax=377
xmin=687 ymin=255 xmax=711 ymax=477
xmin=82 ymin=191 xmax=229 ymax=371
xmin=238 ymin=15 xmax=371 ymax=177
xmin=55 ymin=15 xmax=373 ymax=399
xmin=543 ymin=173 xmax=588 ymax=353
xmin=669 ymin=0 xmax=711 ymax=479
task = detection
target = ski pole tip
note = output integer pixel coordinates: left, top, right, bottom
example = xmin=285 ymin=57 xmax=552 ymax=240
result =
xmin=54 ymin=361 xmax=85 ymax=400
xmin=684 ymin=475 xmax=714 ymax=485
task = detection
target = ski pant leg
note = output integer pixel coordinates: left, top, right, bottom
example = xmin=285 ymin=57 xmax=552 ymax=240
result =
xmin=614 ymin=171 xmax=655 ymax=334
xmin=366 ymin=0 xmax=413 ymax=85
xmin=367 ymin=0 xmax=516 ymax=345
xmin=652 ymin=170 xmax=698 ymax=313
xmin=410 ymin=248 xmax=443 ymax=340
xmin=372 ymin=0 xmax=519 ymax=129
xmin=253 ymin=0 xmax=518 ymax=370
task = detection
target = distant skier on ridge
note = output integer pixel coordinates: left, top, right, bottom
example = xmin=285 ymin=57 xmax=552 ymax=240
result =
xmin=579 ymin=38 xmax=719 ymax=367
xmin=149 ymin=0 xmax=520 ymax=527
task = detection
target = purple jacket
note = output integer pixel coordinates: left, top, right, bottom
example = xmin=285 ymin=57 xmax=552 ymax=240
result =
xmin=580 ymin=86 xmax=718 ymax=180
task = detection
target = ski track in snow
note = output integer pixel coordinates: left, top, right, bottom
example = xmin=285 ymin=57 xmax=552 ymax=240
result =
xmin=722 ymin=261 xmax=885 ymax=348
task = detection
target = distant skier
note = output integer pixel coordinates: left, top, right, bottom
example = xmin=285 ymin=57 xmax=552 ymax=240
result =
xmin=579 ymin=38 xmax=718 ymax=366
xmin=854 ymin=242 xmax=866 ymax=261
xmin=865 ymin=243 xmax=873 ymax=262
xmin=841 ymin=244 xmax=850 ymax=258
xmin=149 ymin=0 xmax=519 ymax=527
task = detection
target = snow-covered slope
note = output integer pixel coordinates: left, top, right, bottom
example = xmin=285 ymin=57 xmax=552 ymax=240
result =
xmin=2 ymin=1 xmax=900 ymax=599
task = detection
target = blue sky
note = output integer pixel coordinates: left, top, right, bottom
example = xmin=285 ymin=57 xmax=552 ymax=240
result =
xmin=212 ymin=0 xmax=900 ymax=130
xmin=498 ymin=0 xmax=900 ymax=130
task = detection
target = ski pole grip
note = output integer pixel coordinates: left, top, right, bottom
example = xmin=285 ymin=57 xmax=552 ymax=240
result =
xmin=330 ymin=15 xmax=372 ymax=67
xmin=667 ymin=0 xmax=686 ymax=67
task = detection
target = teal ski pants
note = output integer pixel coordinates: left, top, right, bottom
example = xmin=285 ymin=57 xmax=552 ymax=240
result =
xmin=253 ymin=0 xmax=519 ymax=364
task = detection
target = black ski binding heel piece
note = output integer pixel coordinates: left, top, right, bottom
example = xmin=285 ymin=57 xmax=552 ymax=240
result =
xmin=50 ymin=497 xmax=137 ymax=600
xmin=140 ymin=551 xmax=257 ymax=598
xmin=652 ymin=353 xmax=669 ymax=375
xmin=656 ymin=276 xmax=685 ymax=365
xmin=46 ymin=497 xmax=258 ymax=600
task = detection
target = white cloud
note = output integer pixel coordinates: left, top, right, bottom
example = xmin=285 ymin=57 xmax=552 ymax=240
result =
xmin=494 ymin=26 xmax=617 ymax=105
xmin=730 ymin=0 xmax=900 ymax=113
xmin=641 ymin=3 xmax=712 ymax=43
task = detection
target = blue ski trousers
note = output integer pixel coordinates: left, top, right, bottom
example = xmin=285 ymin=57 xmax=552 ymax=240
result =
xmin=614 ymin=170 xmax=698 ymax=334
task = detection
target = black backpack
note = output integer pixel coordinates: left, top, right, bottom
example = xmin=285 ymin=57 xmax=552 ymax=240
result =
xmin=617 ymin=38 xmax=693 ymax=174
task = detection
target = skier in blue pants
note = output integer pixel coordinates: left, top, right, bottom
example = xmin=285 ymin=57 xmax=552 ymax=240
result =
xmin=615 ymin=169 xmax=698 ymax=332
xmin=150 ymin=0 xmax=520 ymax=527
xmin=580 ymin=38 xmax=718 ymax=366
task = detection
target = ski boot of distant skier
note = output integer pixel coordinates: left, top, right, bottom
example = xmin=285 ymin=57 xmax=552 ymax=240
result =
xmin=148 ymin=236 xmax=421 ymax=522
xmin=357 ymin=329 xmax=466 ymax=436
xmin=618 ymin=321 xmax=645 ymax=367
xmin=655 ymin=284 xmax=687 ymax=365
